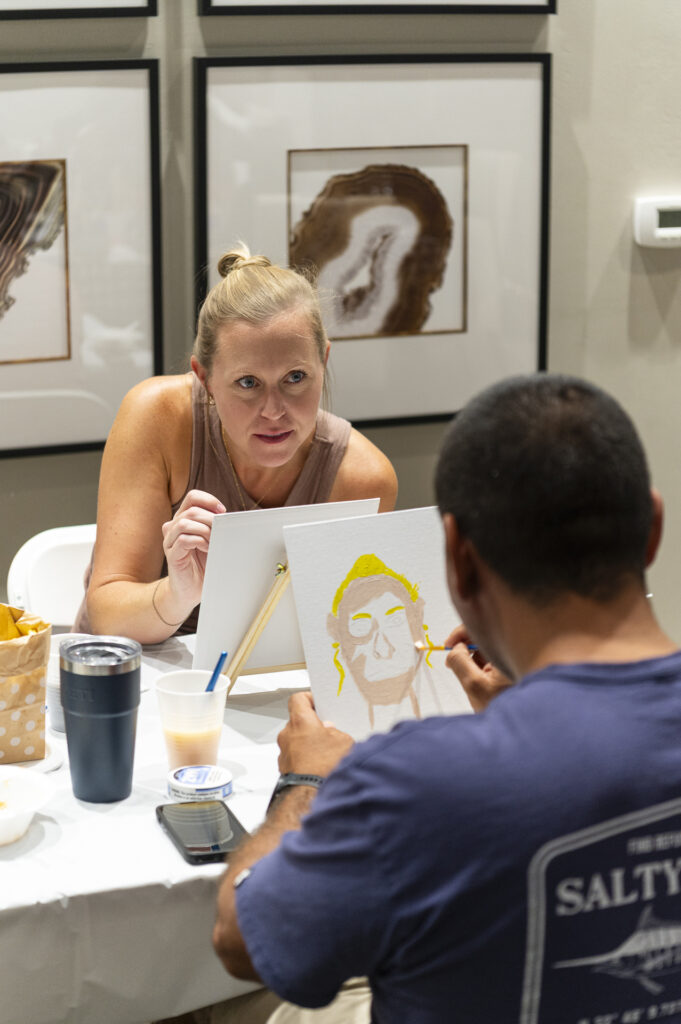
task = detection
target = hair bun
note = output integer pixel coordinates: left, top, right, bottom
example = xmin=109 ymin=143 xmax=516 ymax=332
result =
xmin=218 ymin=246 xmax=273 ymax=278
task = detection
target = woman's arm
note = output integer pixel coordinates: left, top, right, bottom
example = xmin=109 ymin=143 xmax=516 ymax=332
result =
xmin=328 ymin=428 xmax=398 ymax=512
xmin=86 ymin=375 xmax=225 ymax=643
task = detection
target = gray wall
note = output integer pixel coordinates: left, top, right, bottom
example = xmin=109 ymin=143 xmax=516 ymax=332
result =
xmin=2 ymin=1 xmax=680 ymax=641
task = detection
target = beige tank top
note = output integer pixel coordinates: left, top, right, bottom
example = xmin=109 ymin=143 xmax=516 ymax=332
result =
xmin=73 ymin=376 xmax=351 ymax=635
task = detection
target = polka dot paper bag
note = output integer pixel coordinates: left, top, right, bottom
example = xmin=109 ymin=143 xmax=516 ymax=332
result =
xmin=0 ymin=604 xmax=50 ymax=764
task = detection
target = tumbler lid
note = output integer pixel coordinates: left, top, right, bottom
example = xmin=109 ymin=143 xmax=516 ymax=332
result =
xmin=60 ymin=637 xmax=142 ymax=676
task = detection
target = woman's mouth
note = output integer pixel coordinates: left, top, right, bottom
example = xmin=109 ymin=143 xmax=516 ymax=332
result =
xmin=254 ymin=430 xmax=294 ymax=445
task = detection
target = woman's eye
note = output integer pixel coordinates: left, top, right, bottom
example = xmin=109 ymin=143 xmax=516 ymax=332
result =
xmin=236 ymin=376 xmax=257 ymax=390
xmin=286 ymin=370 xmax=306 ymax=385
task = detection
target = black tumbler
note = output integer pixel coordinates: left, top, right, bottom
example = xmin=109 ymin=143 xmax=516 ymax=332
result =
xmin=60 ymin=637 xmax=142 ymax=803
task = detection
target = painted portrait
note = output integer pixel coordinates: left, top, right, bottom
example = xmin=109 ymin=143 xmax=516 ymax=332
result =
xmin=285 ymin=508 xmax=472 ymax=739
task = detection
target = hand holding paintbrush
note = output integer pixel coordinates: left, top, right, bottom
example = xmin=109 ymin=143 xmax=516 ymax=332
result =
xmin=428 ymin=625 xmax=513 ymax=712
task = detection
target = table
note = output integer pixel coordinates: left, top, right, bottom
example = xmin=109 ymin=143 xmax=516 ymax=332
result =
xmin=0 ymin=635 xmax=309 ymax=1024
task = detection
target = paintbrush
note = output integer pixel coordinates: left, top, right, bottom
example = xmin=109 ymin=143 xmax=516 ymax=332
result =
xmin=414 ymin=641 xmax=478 ymax=653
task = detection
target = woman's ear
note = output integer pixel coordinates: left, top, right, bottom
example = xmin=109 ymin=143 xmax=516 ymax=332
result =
xmin=191 ymin=355 xmax=208 ymax=390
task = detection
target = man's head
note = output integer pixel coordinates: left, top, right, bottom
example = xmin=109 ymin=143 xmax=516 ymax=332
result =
xmin=327 ymin=554 xmax=425 ymax=712
xmin=435 ymin=374 xmax=656 ymax=608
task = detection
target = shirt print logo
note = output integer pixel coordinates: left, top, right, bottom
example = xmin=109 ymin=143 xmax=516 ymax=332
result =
xmin=520 ymin=800 xmax=681 ymax=1024
xmin=553 ymin=906 xmax=681 ymax=996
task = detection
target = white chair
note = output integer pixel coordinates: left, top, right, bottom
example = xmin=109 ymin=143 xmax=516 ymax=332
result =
xmin=7 ymin=524 xmax=96 ymax=629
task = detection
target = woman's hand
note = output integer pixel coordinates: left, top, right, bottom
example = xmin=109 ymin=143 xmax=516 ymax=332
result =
xmin=160 ymin=489 xmax=226 ymax=613
xmin=444 ymin=624 xmax=514 ymax=713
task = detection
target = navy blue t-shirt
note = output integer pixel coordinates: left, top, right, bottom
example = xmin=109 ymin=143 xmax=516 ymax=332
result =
xmin=236 ymin=653 xmax=681 ymax=1023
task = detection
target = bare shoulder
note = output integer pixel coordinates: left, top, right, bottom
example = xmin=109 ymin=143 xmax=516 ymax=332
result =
xmin=101 ymin=373 xmax=193 ymax=499
xmin=329 ymin=427 xmax=398 ymax=512
xmin=114 ymin=373 xmax=192 ymax=436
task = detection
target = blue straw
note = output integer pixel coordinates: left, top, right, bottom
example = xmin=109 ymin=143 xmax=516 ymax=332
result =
xmin=206 ymin=650 xmax=227 ymax=691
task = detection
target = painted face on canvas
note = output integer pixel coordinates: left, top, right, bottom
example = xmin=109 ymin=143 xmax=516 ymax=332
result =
xmin=333 ymin=577 xmax=423 ymax=708
xmin=204 ymin=308 xmax=327 ymax=470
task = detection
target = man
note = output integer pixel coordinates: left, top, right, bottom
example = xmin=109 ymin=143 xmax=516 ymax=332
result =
xmin=211 ymin=374 xmax=681 ymax=1023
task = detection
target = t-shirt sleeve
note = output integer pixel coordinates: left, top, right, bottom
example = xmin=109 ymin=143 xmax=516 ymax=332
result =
xmin=234 ymin=750 xmax=392 ymax=1008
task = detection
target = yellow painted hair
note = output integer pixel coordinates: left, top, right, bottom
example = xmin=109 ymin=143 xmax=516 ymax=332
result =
xmin=331 ymin=554 xmax=419 ymax=617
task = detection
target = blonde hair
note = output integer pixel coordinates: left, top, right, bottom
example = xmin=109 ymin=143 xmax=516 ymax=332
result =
xmin=331 ymin=554 xmax=420 ymax=617
xmin=193 ymin=243 xmax=328 ymax=377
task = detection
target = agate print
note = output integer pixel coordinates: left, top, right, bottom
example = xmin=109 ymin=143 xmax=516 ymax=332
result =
xmin=0 ymin=159 xmax=70 ymax=365
xmin=288 ymin=147 xmax=466 ymax=340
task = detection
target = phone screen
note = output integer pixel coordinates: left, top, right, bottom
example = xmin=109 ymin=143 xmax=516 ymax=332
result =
xmin=156 ymin=800 xmax=249 ymax=864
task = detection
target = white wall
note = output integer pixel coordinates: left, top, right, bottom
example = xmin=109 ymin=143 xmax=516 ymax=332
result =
xmin=546 ymin=1 xmax=681 ymax=637
xmin=1 ymin=0 xmax=679 ymax=639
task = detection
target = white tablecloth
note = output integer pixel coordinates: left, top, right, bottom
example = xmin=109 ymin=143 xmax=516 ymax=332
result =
xmin=0 ymin=635 xmax=309 ymax=1024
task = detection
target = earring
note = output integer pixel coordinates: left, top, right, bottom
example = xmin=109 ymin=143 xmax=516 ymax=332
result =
xmin=207 ymin=391 xmax=215 ymax=406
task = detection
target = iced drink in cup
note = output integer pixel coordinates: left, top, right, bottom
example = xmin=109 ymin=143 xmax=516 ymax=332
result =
xmin=155 ymin=670 xmax=228 ymax=769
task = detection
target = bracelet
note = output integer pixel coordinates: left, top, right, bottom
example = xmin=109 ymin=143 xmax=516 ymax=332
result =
xmin=151 ymin=579 xmax=185 ymax=628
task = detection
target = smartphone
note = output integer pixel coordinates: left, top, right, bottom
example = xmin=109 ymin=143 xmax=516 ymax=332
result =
xmin=156 ymin=800 xmax=249 ymax=864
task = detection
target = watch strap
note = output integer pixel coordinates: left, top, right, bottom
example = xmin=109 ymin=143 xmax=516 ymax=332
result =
xmin=267 ymin=772 xmax=325 ymax=812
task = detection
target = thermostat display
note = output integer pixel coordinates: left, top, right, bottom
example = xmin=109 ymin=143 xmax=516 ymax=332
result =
xmin=634 ymin=196 xmax=681 ymax=247
xmin=659 ymin=208 xmax=681 ymax=230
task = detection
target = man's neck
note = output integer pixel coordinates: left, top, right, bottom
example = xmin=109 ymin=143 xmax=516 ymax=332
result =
xmin=504 ymin=585 xmax=678 ymax=679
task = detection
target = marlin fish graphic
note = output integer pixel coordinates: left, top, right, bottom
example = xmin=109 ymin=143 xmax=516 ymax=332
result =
xmin=553 ymin=906 xmax=681 ymax=996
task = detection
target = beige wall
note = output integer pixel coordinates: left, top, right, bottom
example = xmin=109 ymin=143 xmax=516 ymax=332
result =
xmin=1 ymin=0 xmax=679 ymax=640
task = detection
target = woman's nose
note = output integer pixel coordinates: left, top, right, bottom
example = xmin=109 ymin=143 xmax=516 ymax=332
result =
xmin=260 ymin=387 xmax=286 ymax=419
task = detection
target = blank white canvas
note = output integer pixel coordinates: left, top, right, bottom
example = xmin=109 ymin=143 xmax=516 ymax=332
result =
xmin=284 ymin=507 xmax=472 ymax=741
xmin=193 ymin=499 xmax=379 ymax=674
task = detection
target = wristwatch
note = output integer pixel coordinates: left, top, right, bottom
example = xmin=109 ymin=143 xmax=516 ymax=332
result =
xmin=266 ymin=772 xmax=325 ymax=812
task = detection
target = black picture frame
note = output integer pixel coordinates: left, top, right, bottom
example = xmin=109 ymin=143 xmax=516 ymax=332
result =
xmin=0 ymin=1 xmax=156 ymax=18
xmin=0 ymin=59 xmax=162 ymax=457
xmin=195 ymin=53 xmax=550 ymax=425
xmin=198 ymin=0 xmax=555 ymax=14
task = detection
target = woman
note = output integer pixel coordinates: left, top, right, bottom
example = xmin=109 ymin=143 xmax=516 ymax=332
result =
xmin=77 ymin=246 xmax=397 ymax=644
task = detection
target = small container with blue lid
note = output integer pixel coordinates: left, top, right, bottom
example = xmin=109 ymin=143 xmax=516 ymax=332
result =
xmin=167 ymin=764 xmax=233 ymax=802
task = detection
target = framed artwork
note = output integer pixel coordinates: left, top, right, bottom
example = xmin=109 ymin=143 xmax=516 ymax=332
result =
xmin=195 ymin=54 xmax=550 ymax=424
xmin=0 ymin=1 xmax=156 ymax=19
xmin=198 ymin=1 xmax=555 ymax=13
xmin=0 ymin=60 xmax=162 ymax=456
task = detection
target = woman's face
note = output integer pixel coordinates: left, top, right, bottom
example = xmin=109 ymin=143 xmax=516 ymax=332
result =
xmin=206 ymin=308 xmax=327 ymax=469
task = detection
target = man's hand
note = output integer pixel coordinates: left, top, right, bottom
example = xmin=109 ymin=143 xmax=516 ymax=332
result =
xmin=278 ymin=692 xmax=354 ymax=777
xmin=213 ymin=692 xmax=353 ymax=980
xmin=444 ymin=625 xmax=514 ymax=713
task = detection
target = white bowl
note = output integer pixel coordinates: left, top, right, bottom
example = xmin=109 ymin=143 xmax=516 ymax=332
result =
xmin=0 ymin=766 xmax=55 ymax=846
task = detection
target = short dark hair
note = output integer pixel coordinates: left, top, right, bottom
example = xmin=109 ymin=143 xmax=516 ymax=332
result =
xmin=435 ymin=374 xmax=653 ymax=603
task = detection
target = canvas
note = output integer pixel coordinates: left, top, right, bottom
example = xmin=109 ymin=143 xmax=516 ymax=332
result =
xmin=284 ymin=507 xmax=472 ymax=740
xmin=192 ymin=499 xmax=379 ymax=676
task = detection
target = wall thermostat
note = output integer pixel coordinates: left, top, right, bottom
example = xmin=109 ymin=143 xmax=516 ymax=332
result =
xmin=634 ymin=196 xmax=681 ymax=248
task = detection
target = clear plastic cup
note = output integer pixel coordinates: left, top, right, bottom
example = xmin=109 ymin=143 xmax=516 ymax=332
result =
xmin=155 ymin=670 xmax=228 ymax=770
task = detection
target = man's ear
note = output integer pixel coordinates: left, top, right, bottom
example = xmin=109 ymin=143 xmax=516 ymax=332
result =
xmin=327 ymin=613 xmax=340 ymax=642
xmin=442 ymin=513 xmax=479 ymax=602
xmin=645 ymin=488 xmax=664 ymax=568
